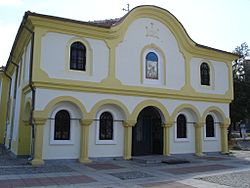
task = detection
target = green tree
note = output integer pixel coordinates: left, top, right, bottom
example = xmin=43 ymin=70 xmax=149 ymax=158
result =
xmin=230 ymin=42 xmax=250 ymax=131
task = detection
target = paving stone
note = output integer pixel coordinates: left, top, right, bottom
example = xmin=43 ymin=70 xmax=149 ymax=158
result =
xmin=110 ymin=171 xmax=153 ymax=180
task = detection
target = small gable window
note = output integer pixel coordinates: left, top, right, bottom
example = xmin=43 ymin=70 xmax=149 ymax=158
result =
xmin=54 ymin=110 xmax=70 ymax=140
xmin=205 ymin=115 xmax=215 ymax=137
xmin=99 ymin=112 xmax=113 ymax=140
xmin=70 ymin=42 xmax=86 ymax=71
xmin=146 ymin=52 xmax=158 ymax=79
xmin=200 ymin=62 xmax=210 ymax=85
xmin=177 ymin=114 xmax=187 ymax=138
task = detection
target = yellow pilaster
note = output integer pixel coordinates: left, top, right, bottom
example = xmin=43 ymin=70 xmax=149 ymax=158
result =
xmin=194 ymin=122 xmax=204 ymax=156
xmin=102 ymin=40 xmax=121 ymax=85
xmin=123 ymin=120 xmax=136 ymax=160
xmin=31 ymin=119 xmax=46 ymax=166
xmin=220 ymin=123 xmax=229 ymax=154
xmin=79 ymin=119 xmax=93 ymax=163
xmin=163 ymin=121 xmax=173 ymax=156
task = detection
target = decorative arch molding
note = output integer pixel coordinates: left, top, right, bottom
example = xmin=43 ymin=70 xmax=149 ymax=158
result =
xmin=89 ymin=99 xmax=130 ymax=120
xmin=65 ymin=37 xmax=93 ymax=76
xmin=171 ymin=104 xmax=201 ymax=122
xmin=140 ymin=44 xmax=167 ymax=85
xmin=40 ymin=96 xmax=88 ymax=119
xmin=201 ymin=106 xmax=227 ymax=123
xmin=131 ymin=100 xmax=170 ymax=123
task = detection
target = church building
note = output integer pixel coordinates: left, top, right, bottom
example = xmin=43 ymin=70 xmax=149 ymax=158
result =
xmin=0 ymin=6 xmax=237 ymax=165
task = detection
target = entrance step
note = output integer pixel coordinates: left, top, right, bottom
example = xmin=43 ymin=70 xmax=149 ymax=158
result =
xmin=132 ymin=155 xmax=190 ymax=164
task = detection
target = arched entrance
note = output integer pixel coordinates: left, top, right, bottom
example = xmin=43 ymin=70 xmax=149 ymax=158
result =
xmin=132 ymin=107 xmax=163 ymax=156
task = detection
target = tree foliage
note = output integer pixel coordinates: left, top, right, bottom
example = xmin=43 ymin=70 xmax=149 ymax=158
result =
xmin=230 ymin=42 xmax=250 ymax=125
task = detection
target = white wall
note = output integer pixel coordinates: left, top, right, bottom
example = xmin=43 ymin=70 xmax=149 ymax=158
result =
xmin=116 ymin=18 xmax=185 ymax=90
xmin=40 ymin=32 xmax=109 ymax=82
xmin=190 ymin=58 xmax=229 ymax=94
xmin=23 ymin=41 xmax=31 ymax=84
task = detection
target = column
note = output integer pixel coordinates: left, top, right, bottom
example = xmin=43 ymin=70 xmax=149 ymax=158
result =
xmin=123 ymin=120 xmax=136 ymax=160
xmin=194 ymin=122 xmax=204 ymax=156
xmin=220 ymin=123 xmax=229 ymax=154
xmin=163 ymin=122 xmax=173 ymax=156
xmin=79 ymin=119 xmax=92 ymax=163
xmin=31 ymin=119 xmax=46 ymax=166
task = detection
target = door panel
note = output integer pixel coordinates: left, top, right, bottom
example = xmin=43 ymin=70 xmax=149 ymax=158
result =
xmin=132 ymin=107 xmax=163 ymax=156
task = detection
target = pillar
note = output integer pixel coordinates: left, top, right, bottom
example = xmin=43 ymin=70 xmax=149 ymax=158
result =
xmin=79 ymin=119 xmax=93 ymax=163
xmin=31 ymin=119 xmax=46 ymax=166
xmin=123 ymin=120 xmax=136 ymax=160
xmin=194 ymin=122 xmax=204 ymax=156
xmin=163 ymin=122 xmax=173 ymax=156
xmin=220 ymin=123 xmax=229 ymax=154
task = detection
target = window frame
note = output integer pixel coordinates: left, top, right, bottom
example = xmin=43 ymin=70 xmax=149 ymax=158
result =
xmin=204 ymin=113 xmax=217 ymax=141
xmin=70 ymin=41 xmax=86 ymax=71
xmin=50 ymin=108 xmax=74 ymax=145
xmin=200 ymin=62 xmax=210 ymax=86
xmin=96 ymin=109 xmax=117 ymax=145
xmin=175 ymin=113 xmax=189 ymax=142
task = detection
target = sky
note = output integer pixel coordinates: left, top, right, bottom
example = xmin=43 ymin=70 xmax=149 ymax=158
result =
xmin=0 ymin=0 xmax=250 ymax=66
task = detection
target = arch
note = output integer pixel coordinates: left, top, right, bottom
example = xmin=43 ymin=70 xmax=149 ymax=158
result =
xmin=65 ymin=37 xmax=93 ymax=75
xmin=89 ymin=99 xmax=130 ymax=120
xmin=201 ymin=106 xmax=227 ymax=123
xmin=140 ymin=44 xmax=166 ymax=85
xmin=42 ymin=96 xmax=88 ymax=119
xmin=131 ymin=100 xmax=170 ymax=123
xmin=171 ymin=104 xmax=201 ymax=122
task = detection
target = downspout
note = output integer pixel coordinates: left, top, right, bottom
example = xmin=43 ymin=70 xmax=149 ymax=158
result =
xmin=8 ymin=61 xmax=19 ymax=149
xmin=23 ymin=25 xmax=35 ymax=160
xmin=3 ymin=70 xmax=12 ymax=147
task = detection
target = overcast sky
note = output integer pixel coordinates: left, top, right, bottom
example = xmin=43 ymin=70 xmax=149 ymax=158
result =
xmin=0 ymin=0 xmax=249 ymax=66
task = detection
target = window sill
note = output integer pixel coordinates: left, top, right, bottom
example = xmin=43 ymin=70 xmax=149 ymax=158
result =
xmin=95 ymin=140 xmax=117 ymax=145
xmin=50 ymin=140 xmax=74 ymax=145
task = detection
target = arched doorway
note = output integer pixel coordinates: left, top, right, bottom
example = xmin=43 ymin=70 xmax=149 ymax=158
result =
xmin=132 ymin=107 xmax=163 ymax=156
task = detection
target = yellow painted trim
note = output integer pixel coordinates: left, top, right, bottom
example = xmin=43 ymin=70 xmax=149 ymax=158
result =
xmin=171 ymin=103 xmax=201 ymax=121
xmin=194 ymin=122 xmax=204 ymax=156
xmin=65 ymin=36 xmax=93 ymax=76
xmin=220 ymin=123 xmax=229 ymax=154
xmin=0 ymin=74 xmax=9 ymax=144
xmin=89 ymin=99 xmax=130 ymax=120
xmin=201 ymin=106 xmax=227 ymax=123
xmin=130 ymin=100 xmax=171 ymax=122
xmin=140 ymin=44 xmax=167 ymax=85
xmin=79 ymin=119 xmax=92 ymax=163
xmin=40 ymin=96 xmax=88 ymax=119
xmin=123 ymin=120 xmax=135 ymax=160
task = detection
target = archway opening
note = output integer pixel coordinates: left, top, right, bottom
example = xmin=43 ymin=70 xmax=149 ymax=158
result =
xmin=132 ymin=106 xmax=163 ymax=156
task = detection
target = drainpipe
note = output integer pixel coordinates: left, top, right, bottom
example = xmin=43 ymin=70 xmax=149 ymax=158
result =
xmin=3 ymin=70 xmax=12 ymax=147
xmin=8 ymin=61 xmax=19 ymax=149
xmin=23 ymin=25 xmax=35 ymax=160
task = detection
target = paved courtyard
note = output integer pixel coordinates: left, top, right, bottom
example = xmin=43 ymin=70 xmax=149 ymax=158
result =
xmin=1 ymin=140 xmax=250 ymax=187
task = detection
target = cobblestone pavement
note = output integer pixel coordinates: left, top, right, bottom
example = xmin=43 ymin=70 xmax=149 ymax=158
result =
xmin=1 ymin=142 xmax=250 ymax=187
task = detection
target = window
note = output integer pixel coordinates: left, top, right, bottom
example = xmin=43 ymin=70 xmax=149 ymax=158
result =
xmin=70 ymin=42 xmax=86 ymax=71
xmin=54 ymin=110 xmax=70 ymax=140
xmin=205 ymin=115 xmax=215 ymax=137
xmin=177 ymin=114 xmax=187 ymax=138
xmin=146 ymin=52 xmax=158 ymax=79
xmin=99 ymin=112 xmax=113 ymax=140
xmin=200 ymin=62 xmax=210 ymax=85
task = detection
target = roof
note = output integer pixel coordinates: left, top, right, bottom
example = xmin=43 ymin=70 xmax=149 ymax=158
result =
xmin=4 ymin=5 xmax=239 ymax=70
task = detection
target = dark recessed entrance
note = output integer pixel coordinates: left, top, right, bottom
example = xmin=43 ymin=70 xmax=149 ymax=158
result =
xmin=132 ymin=106 xmax=163 ymax=156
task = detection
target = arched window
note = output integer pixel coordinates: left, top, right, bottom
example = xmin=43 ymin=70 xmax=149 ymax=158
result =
xmin=200 ymin=62 xmax=210 ymax=85
xmin=70 ymin=42 xmax=86 ymax=71
xmin=177 ymin=114 xmax=187 ymax=138
xmin=206 ymin=115 xmax=215 ymax=137
xmin=54 ymin=110 xmax=70 ymax=140
xmin=146 ymin=52 xmax=158 ymax=79
xmin=99 ymin=112 xmax=113 ymax=140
